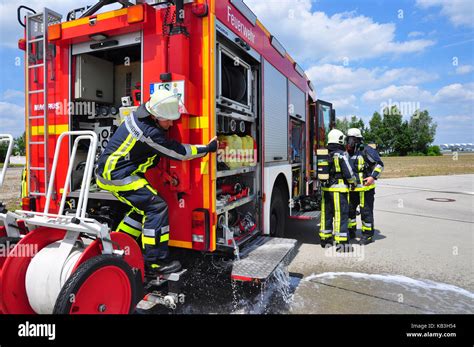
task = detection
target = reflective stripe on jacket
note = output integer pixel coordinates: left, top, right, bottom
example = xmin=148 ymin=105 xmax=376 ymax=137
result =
xmin=97 ymin=107 xmax=208 ymax=189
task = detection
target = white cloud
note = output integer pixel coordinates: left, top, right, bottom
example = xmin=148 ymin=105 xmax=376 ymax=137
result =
xmin=416 ymin=0 xmax=474 ymax=28
xmin=305 ymin=64 xmax=438 ymax=113
xmin=245 ymin=0 xmax=435 ymax=64
xmin=434 ymin=83 xmax=474 ymax=102
xmin=381 ymin=68 xmax=438 ymax=85
xmin=329 ymin=95 xmax=358 ymax=113
xmin=361 ymin=82 xmax=474 ymax=105
xmin=0 ymin=101 xmax=25 ymax=136
xmin=2 ymin=89 xmax=24 ymax=101
xmin=408 ymin=31 xmax=425 ymax=38
xmin=362 ymin=85 xmax=433 ymax=103
xmin=442 ymin=115 xmax=473 ymax=122
xmin=455 ymin=65 xmax=474 ymax=75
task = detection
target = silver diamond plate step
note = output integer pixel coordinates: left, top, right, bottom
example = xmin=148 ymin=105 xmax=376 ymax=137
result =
xmin=289 ymin=210 xmax=321 ymax=220
xmin=231 ymin=237 xmax=297 ymax=282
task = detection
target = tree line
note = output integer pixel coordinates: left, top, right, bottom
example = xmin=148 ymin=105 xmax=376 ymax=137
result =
xmin=0 ymin=132 xmax=26 ymax=163
xmin=335 ymin=106 xmax=439 ymax=156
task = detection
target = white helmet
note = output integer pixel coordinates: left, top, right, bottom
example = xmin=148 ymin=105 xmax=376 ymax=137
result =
xmin=145 ymin=89 xmax=182 ymax=120
xmin=347 ymin=128 xmax=362 ymax=138
xmin=328 ymin=129 xmax=346 ymax=145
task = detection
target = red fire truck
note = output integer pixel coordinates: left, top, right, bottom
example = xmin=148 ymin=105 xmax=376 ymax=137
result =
xmin=0 ymin=0 xmax=335 ymax=313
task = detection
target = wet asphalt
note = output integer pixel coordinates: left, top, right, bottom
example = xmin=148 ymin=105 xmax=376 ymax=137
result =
xmin=140 ymin=175 xmax=474 ymax=315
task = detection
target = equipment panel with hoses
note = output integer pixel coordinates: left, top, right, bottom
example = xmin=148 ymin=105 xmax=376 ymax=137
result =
xmin=215 ymin=36 xmax=261 ymax=251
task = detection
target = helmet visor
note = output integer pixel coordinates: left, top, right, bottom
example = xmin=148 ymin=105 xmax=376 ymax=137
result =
xmin=147 ymin=94 xmax=188 ymax=120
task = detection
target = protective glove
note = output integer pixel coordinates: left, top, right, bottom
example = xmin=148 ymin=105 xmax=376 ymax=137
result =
xmin=207 ymin=136 xmax=218 ymax=153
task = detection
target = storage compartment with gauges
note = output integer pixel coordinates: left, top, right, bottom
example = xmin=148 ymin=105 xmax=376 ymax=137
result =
xmin=215 ymin=35 xmax=261 ymax=252
xmin=69 ymin=36 xmax=142 ymax=197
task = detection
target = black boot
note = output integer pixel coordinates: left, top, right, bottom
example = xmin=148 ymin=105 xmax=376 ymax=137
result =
xmin=349 ymin=229 xmax=356 ymax=240
xmin=145 ymin=259 xmax=182 ymax=276
xmin=359 ymin=235 xmax=373 ymax=245
xmin=336 ymin=243 xmax=353 ymax=253
xmin=320 ymin=237 xmax=334 ymax=248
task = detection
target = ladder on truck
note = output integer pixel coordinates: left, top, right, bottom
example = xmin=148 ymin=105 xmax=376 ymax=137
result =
xmin=25 ymin=8 xmax=62 ymax=198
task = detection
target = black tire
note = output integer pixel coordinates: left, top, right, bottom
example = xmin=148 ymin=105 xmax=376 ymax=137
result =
xmin=270 ymin=187 xmax=288 ymax=237
xmin=53 ymin=255 xmax=138 ymax=314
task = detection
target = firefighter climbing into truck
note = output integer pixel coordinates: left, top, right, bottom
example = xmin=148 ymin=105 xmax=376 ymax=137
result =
xmin=96 ymin=89 xmax=218 ymax=275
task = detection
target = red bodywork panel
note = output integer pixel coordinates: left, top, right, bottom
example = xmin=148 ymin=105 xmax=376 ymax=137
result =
xmin=23 ymin=1 xmax=317 ymax=252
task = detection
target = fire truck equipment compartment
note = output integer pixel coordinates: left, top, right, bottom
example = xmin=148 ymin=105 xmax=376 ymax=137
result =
xmin=75 ymin=54 xmax=114 ymax=103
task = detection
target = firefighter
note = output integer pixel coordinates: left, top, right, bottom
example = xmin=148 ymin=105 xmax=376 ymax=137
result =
xmin=346 ymin=128 xmax=384 ymax=245
xmin=319 ymin=129 xmax=357 ymax=252
xmin=96 ymin=89 xmax=218 ymax=275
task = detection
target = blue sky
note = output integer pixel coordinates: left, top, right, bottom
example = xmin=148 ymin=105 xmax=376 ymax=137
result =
xmin=1 ymin=0 xmax=473 ymax=144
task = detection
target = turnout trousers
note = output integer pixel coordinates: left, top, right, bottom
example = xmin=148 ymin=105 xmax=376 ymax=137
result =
xmin=348 ymin=188 xmax=375 ymax=239
xmin=112 ymin=182 xmax=170 ymax=262
xmin=319 ymin=190 xmax=350 ymax=244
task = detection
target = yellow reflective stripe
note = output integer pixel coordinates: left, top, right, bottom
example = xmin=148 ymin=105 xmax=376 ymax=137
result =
xmin=31 ymin=124 xmax=69 ymax=136
xmin=360 ymin=191 xmax=365 ymax=208
xmin=334 ymin=156 xmax=341 ymax=172
xmin=374 ymin=167 xmax=382 ymax=173
xmin=200 ymin=160 xmax=209 ymax=175
xmin=96 ymin=177 xmax=148 ymax=192
xmin=320 ymin=192 xmax=325 ymax=233
xmin=320 ymin=233 xmax=333 ymax=240
xmin=141 ymin=235 xmax=156 ymax=246
xmin=169 ymin=240 xmax=192 ymax=249
xmin=145 ymin=184 xmax=158 ymax=195
xmin=362 ymin=226 xmax=372 ymax=231
xmin=318 ymin=161 xmax=329 ymax=166
xmin=190 ymin=145 xmax=198 ymax=156
xmin=142 ymin=232 xmax=171 ymax=245
xmin=358 ymin=156 xmax=364 ymax=171
xmin=118 ymin=223 xmax=142 ymax=238
xmin=334 ymin=192 xmax=340 ymax=232
xmin=103 ymin=134 xmax=136 ymax=180
xmin=189 ymin=117 xmax=209 ymax=129
xmin=132 ymin=155 xmax=157 ymax=176
xmin=21 ymin=168 xmax=28 ymax=198
xmin=110 ymin=192 xmax=144 ymax=216
xmin=322 ymin=187 xmax=350 ymax=192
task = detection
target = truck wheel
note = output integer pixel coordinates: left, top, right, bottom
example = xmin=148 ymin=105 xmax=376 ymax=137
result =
xmin=270 ymin=187 xmax=288 ymax=237
xmin=53 ymin=255 xmax=137 ymax=314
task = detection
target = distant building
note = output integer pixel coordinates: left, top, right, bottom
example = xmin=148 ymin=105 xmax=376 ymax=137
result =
xmin=438 ymin=143 xmax=474 ymax=152
xmin=10 ymin=155 xmax=26 ymax=165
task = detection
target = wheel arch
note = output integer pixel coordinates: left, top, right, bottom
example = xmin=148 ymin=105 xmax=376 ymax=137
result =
xmin=263 ymin=164 xmax=292 ymax=235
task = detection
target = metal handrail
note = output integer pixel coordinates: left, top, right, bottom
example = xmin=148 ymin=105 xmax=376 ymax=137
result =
xmin=0 ymin=134 xmax=14 ymax=187
xmin=43 ymin=131 xmax=98 ymax=219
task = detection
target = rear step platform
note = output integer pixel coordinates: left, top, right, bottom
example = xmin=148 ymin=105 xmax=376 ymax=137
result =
xmin=231 ymin=237 xmax=297 ymax=282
